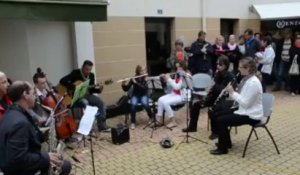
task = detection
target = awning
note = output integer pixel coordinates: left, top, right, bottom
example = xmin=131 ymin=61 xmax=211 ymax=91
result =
xmin=0 ymin=0 xmax=108 ymax=21
xmin=253 ymin=2 xmax=300 ymax=20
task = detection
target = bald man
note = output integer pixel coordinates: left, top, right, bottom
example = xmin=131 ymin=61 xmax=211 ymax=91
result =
xmin=0 ymin=71 xmax=11 ymax=119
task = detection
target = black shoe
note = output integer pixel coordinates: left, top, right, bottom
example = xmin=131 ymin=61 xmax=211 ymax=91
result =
xmin=182 ymin=128 xmax=197 ymax=132
xmin=210 ymin=149 xmax=228 ymax=155
xmin=99 ymin=126 xmax=111 ymax=132
xmin=215 ymin=143 xmax=232 ymax=149
xmin=272 ymin=87 xmax=281 ymax=92
xmin=208 ymin=133 xmax=218 ymax=140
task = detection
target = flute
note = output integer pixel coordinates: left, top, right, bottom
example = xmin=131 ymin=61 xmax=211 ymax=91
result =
xmin=116 ymin=73 xmax=148 ymax=83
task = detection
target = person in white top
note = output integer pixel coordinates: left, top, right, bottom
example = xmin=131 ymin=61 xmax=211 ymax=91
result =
xmin=210 ymin=57 xmax=263 ymax=155
xmin=255 ymin=36 xmax=275 ymax=92
xmin=157 ymin=61 xmax=187 ymax=128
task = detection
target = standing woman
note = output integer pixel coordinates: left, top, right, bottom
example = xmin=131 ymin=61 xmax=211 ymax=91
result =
xmin=166 ymin=39 xmax=189 ymax=72
xmin=210 ymin=57 xmax=263 ymax=155
xmin=255 ymin=36 xmax=275 ymax=92
xmin=157 ymin=61 xmax=188 ymax=128
xmin=224 ymin=34 xmax=241 ymax=74
xmin=211 ymin=35 xmax=225 ymax=75
xmin=289 ymin=35 xmax=300 ymax=96
xmin=122 ymin=65 xmax=153 ymax=129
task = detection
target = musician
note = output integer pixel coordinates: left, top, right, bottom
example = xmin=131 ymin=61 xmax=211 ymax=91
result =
xmin=157 ymin=60 xmax=188 ymax=128
xmin=0 ymin=81 xmax=71 ymax=175
xmin=210 ymin=57 xmax=263 ymax=155
xmin=182 ymin=55 xmax=234 ymax=133
xmin=59 ymin=60 xmax=110 ymax=132
xmin=121 ymin=65 xmax=152 ymax=129
xmin=166 ymin=39 xmax=189 ymax=71
xmin=190 ymin=31 xmax=213 ymax=75
xmin=0 ymin=71 xmax=11 ymax=120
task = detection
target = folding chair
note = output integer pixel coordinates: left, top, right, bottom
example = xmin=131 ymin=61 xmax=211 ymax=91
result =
xmin=191 ymin=73 xmax=212 ymax=131
xmin=242 ymin=93 xmax=280 ymax=157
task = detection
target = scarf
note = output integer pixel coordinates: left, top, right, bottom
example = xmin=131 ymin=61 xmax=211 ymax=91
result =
xmin=227 ymin=43 xmax=237 ymax=50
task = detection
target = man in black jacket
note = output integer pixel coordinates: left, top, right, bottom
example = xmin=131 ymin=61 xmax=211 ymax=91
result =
xmin=60 ymin=60 xmax=110 ymax=132
xmin=182 ymin=56 xmax=234 ymax=133
xmin=190 ymin=31 xmax=213 ymax=75
xmin=0 ymin=81 xmax=71 ymax=175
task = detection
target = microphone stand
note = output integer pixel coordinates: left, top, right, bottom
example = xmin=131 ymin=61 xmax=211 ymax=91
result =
xmin=175 ymin=73 xmax=207 ymax=150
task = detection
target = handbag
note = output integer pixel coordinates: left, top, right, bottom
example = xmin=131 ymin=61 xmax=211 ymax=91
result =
xmin=289 ymin=55 xmax=299 ymax=75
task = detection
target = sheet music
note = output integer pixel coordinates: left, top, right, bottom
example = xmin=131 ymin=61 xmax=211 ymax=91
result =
xmin=77 ymin=105 xmax=98 ymax=136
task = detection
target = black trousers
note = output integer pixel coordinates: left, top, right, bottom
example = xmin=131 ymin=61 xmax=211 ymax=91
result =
xmin=74 ymin=94 xmax=108 ymax=130
xmin=216 ymin=114 xmax=260 ymax=152
xmin=187 ymin=100 xmax=203 ymax=130
xmin=209 ymin=100 xmax=235 ymax=135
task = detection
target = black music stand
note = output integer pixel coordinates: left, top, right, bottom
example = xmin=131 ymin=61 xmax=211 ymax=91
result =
xmin=143 ymin=76 xmax=172 ymax=138
xmin=175 ymin=74 xmax=207 ymax=150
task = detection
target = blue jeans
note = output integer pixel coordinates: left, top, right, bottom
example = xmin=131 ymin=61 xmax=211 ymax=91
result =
xmin=276 ymin=61 xmax=290 ymax=88
xmin=130 ymin=95 xmax=152 ymax=123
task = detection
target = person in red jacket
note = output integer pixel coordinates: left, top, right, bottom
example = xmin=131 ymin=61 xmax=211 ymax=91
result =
xmin=0 ymin=71 xmax=11 ymax=119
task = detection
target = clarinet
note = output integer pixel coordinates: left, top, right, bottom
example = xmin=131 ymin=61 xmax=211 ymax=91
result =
xmin=210 ymin=72 xmax=240 ymax=111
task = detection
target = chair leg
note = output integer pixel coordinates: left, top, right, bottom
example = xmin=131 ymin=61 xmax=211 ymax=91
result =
xmin=235 ymin=127 xmax=238 ymax=134
xmin=264 ymin=126 xmax=280 ymax=154
xmin=125 ymin=113 xmax=129 ymax=125
xmin=253 ymin=129 xmax=259 ymax=140
xmin=243 ymin=127 xmax=254 ymax=158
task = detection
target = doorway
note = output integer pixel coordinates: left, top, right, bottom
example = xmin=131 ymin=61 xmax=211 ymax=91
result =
xmin=145 ymin=17 xmax=173 ymax=75
xmin=220 ymin=18 xmax=238 ymax=41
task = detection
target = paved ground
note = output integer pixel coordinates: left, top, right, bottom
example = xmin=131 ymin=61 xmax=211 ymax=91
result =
xmin=65 ymin=90 xmax=300 ymax=175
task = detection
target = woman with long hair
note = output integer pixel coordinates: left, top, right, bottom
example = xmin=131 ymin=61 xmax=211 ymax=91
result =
xmin=210 ymin=57 xmax=263 ymax=155
xmin=122 ymin=65 xmax=152 ymax=129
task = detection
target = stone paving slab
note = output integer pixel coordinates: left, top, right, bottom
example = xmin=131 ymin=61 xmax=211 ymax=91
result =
xmin=65 ymin=90 xmax=300 ymax=175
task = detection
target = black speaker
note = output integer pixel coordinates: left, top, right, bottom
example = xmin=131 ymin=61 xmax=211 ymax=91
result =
xmin=111 ymin=124 xmax=130 ymax=145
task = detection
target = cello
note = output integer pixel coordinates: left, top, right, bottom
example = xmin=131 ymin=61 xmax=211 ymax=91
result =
xmin=36 ymin=68 xmax=78 ymax=140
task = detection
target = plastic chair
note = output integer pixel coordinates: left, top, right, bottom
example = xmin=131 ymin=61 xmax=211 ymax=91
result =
xmin=242 ymin=93 xmax=280 ymax=157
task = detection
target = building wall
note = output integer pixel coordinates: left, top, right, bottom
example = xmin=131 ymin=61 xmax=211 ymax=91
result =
xmin=0 ymin=20 xmax=74 ymax=85
xmin=93 ymin=17 xmax=146 ymax=104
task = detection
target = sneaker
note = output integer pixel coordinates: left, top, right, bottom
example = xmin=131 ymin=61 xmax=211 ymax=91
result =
xmin=130 ymin=123 xmax=135 ymax=130
xmin=291 ymin=92 xmax=296 ymax=96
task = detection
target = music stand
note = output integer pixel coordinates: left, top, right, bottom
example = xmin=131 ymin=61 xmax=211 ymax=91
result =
xmin=77 ymin=106 xmax=98 ymax=175
xmin=143 ymin=76 xmax=172 ymax=138
xmin=175 ymin=74 xmax=208 ymax=150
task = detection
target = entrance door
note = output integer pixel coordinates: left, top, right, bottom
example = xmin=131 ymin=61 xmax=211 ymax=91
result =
xmin=145 ymin=17 xmax=173 ymax=75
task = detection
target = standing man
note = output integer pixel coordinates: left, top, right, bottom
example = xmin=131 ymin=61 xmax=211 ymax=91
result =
xmin=0 ymin=81 xmax=71 ymax=175
xmin=60 ymin=60 xmax=110 ymax=132
xmin=190 ymin=31 xmax=213 ymax=75
xmin=273 ymin=29 xmax=293 ymax=91
xmin=244 ymin=28 xmax=260 ymax=58
xmin=0 ymin=71 xmax=11 ymax=120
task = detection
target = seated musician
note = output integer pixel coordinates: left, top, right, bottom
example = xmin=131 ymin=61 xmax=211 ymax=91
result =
xmin=59 ymin=60 xmax=110 ymax=132
xmin=157 ymin=60 xmax=188 ymax=128
xmin=30 ymin=68 xmax=51 ymax=126
xmin=0 ymin=71 xmax=11 ymax=120
xmin=210 ymin=57 xmax=263 ymax=155
xmin=0 ymin=81 xmax=71 ymax=175
xmin=182 ymin=55 xmax=234 ymax=133
xmin=121 ymin=65 xmax=152 ymax=130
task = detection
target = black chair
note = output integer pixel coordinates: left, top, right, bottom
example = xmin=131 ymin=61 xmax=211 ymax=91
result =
xmin=242 ymin=93 xmax=280 ymax=157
